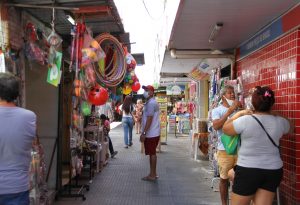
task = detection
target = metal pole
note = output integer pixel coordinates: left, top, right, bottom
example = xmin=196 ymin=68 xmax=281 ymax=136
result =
xmin=5 ymin=3 xmax=79 ymax=11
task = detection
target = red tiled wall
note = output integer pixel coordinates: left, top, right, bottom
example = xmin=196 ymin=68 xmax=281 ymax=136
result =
xmin=236 ymin=29 xmax=300 ymax=205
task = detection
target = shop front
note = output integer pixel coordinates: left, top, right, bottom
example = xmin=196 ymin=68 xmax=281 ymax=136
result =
xmin=0 ymin=1 xmax=132 ymax=204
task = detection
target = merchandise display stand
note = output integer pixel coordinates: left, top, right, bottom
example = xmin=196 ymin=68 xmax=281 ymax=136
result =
xmin=175 ymin=115 xmax=190 ymax=137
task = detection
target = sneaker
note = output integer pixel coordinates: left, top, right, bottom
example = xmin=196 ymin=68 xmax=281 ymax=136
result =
xmin=111 ymin=151 xmax=118 ymax=158
xmin=129 ymin=142 xmax=133 ymax=146
xmin=124 ymin=145 xmax=128 ymax=149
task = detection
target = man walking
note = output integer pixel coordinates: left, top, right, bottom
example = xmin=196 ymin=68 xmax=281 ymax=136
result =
xmin=0 ymin=72 xmax=37 ymax=205
xmin=140 ymin=85 xmax=160 ymax=181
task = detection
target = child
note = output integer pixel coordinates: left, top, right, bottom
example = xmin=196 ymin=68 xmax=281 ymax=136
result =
xmin=100 ymin=114 xmax=118 ymax=158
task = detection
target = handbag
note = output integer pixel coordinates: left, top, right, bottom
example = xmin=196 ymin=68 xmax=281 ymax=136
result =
xmin=221 ymin=133 xmax=240 ymax=155
xmin=251 ymin=115 xmax=280 ymax=152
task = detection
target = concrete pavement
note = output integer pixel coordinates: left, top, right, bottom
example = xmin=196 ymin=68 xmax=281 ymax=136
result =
xmin=54 ymin=123 xmax=220 ymax=205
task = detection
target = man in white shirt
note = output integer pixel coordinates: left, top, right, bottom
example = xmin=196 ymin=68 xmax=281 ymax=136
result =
xmin=140 ymin=85 xmax=160 ymax=181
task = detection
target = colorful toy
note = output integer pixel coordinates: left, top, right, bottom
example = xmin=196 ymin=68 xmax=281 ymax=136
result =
xmin=74 ymin=79 xmax=82 ymax=97
xmin=131 ymin=81 xmax=141 ymax=92
xmin=81 ymin=101 xmax=91 ymax=116
xmin=123 ymin=83 xmax=132 ymax=95
xmin=124 ymin=46 xmax=136 ymax=71
xmin=88 ymin=84 xmax=109 ymax=105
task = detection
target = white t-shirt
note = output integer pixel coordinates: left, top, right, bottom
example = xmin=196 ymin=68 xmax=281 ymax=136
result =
xmin=141 ymin=98 xmax=160 ymax=138
xmin=120 ymin=104 xmax=134 ymax=118
xmin=233 ymin=114 xmax=290 ymax=169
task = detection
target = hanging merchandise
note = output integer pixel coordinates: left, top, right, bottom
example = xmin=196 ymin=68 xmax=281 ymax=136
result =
xmin=76 ymin=22 xmax=86 ymax=70
xmin=122 ymin=46 xmax=140 ymax=94
xmin=85 ymin=64 xmax=96 ymax=85
xmin=78 ymin=72 xmax=89 ymax=100
xmin=46 ymin=9 xmax=62 ymax=49
xmin=124 ymin=46 xmax=136 ymax=72
xmin=93 ymin=33 xmax=126 ymax=87
xmin=46 ymin=9 xmax=63 ymax=87
xmin=131 ymin=81 xmax=141 ymax=92
xmin=116 ymin=86 xmax=123 ymax=95
xmin=69 ymin=25 xmax=76 ymax=72
xmin=88 ymin=84 xmax=109 ymax=105
xmin=122 ymin=83 xmax=132 ymax=95
xmin=47 ymin=51 xmax=62 ymax=87
xmin=24 ymin=22 xmax=46 ymax=65
xmin=81 ymin=101 xmax=91 ymax=116
xmin=81 ymin=28 xmax=105 ymax=68
xmin=74 ymin=79 xmax=82 ymax=97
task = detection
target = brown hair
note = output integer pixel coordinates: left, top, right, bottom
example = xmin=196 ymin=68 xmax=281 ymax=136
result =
xmin=252 ymin=86 xmax=275 ymax=112
xmin=122 ymin=95 xmax=133 ymax=114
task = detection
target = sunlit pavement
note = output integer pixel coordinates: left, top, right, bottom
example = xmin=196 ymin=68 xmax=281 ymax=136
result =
xmin=54 ymin=123 xmax=220 ymax=205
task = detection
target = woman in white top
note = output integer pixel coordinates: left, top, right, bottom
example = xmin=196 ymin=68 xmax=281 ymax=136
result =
xmin=223 ymin=86 xmax=291 ymax=205
xmin=122 ymin=95 xmax=134 ymax=148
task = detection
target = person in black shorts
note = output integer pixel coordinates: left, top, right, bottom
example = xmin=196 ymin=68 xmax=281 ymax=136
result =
xmin=223 ymin=86 xmax=291 ymax=205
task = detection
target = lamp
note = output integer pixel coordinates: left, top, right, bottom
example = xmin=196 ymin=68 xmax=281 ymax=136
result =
xmin=66 ymin=15 xmax=75 ymax=25
xmin=208 ymin=23 xmax=223 ymax=43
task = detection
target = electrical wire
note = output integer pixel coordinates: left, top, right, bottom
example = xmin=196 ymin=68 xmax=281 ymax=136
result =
xmin=142 ymin=0 xmax=166 ymax=21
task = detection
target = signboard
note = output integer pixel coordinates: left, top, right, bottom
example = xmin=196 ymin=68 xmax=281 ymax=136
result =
xmin=187 ymin=67 xmax=209 ymax=81
xmin=157 ymin=96 xmax=168 ymax=144
xmin=166 ymin=85 xmax=185 ymax=95
xmin=239 ymin=19 xmax=283 ymax=59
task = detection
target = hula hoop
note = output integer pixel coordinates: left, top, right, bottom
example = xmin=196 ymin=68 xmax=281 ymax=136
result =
xmin=93 ymin=33 xmax=126 ymax=87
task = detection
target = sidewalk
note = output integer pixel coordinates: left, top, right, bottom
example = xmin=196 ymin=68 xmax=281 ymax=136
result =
xmin=55 ymin=124 xmax=220 ymax=205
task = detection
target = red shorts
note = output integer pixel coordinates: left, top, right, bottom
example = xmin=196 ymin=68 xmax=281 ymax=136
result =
xmin=144 ymin=136 xmax=160 ymax=155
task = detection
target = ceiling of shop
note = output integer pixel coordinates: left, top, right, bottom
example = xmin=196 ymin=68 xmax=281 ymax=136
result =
xmin=8 ymin=0 xmax=130 ymax=45
xmin=160 ymin=0 xmax=300 ymax=83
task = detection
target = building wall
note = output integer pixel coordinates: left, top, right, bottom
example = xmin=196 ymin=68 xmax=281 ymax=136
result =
xmin=236 ymin=29 xmax=299 ymax=205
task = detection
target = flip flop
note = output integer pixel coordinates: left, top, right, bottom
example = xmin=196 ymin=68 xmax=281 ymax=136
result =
xmin=141 ymin=176 xmax=156 ymax=182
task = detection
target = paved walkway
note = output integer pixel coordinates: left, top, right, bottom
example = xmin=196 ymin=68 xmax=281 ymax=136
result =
xmin=55 ymin=124 xmax=220 ymax=205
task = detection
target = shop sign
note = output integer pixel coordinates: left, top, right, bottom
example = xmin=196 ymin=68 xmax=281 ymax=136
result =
xmin=166 ymin=85 xmax=185 ymax=95
xmin=239 ymin=19 xmax=283 ymax=59
xmin=187 ymin=67 xmax=209 ymax=81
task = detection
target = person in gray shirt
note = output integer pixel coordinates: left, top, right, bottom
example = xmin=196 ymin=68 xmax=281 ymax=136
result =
xmin=223 ymin=86 xmax=291 ymax=205
xmin=0 ymin=72 xmax=37 ymax=205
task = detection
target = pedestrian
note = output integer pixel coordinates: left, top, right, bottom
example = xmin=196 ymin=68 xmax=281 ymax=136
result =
xmin=211 ymin=85 xmax=241 ymax=205
xmin=140 ymin=85 xmax=160 ymax=181
xmin=121 ymin=95 xmax=134 ymax=148
xmin=0 ymin=72 xmax=37 ymax=205
xmin=223 ymin=86 xmax=291 ymax=205
xmin=134 ymin=99 xmax=143 ymax=134
xmin=100 ymin=114 xmax=118 ymax=158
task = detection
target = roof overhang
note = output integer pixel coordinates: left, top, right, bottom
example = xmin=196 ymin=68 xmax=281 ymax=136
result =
xmin=160 ymin=0 xmax=300 ymax=81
